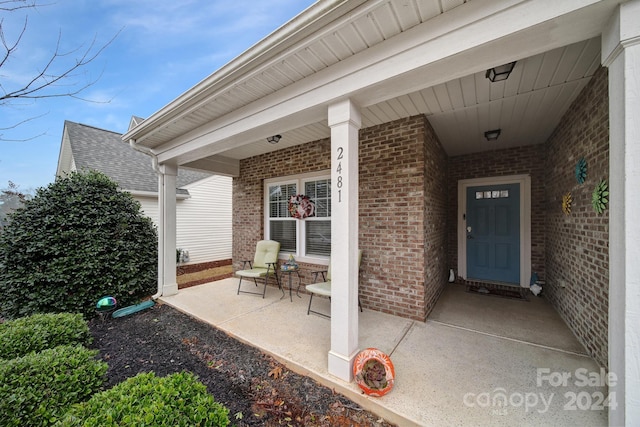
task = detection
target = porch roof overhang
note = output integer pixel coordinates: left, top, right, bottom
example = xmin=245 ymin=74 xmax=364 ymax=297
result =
xmin=122 ymin=0 xmax=622 ymax=176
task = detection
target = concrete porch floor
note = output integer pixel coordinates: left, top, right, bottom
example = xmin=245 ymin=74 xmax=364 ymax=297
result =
xmin=160 ymin=278 xmax=608 ymax=426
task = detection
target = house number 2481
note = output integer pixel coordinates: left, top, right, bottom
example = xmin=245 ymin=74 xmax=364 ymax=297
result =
xmin=336 ymin=147 xmax=344 ymax=202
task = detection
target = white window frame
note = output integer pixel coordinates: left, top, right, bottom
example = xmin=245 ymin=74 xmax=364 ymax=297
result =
xmin=264 ymin=170 xmax=331 ymax=265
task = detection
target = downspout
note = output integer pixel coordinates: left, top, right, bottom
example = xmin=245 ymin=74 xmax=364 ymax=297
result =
xmin=129 ymin=139 xmax=163 ymax=300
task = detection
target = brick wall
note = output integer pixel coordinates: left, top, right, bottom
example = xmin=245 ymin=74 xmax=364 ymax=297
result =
xmin=359 ymin=116 xmax=447 ymax=320
xmin=447 ymin=145 xmax=546 ymax=279
xmin=232 ymin=69 xmax=609 ymax=366
xmin=233 ymin=139 xmax=331 ymax=288
xmin=544 ymin=66 xmax=609 ymax=368
xmin=423 ymin=119 xmax=449 ymax=317
xmin=233 ymin=116 xmax=447 ymax=320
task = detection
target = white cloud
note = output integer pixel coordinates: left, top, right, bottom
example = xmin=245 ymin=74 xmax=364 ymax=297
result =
xmin=105 ymin=0 xmax=311 ymax=52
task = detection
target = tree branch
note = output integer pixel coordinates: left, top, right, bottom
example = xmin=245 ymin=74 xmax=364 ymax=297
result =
xmin=0 ymin=27 xmax=121 ymax=102
xmin=0 ymin=111 xmax=47 ymax=141
xmin=0 ymin=0 xmax=121 ymax=140
xmin=0 ymin=15 xmax=27 ymax=71
xmin=0 ymin=0 xmax=38 ymax=12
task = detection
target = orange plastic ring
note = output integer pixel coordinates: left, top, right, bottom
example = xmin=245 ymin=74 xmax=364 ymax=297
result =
xmin=353 ymin=348 xmax=395 ymax=397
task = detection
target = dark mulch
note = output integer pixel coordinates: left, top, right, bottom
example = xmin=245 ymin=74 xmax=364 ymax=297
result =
xmin=89 ymin=303 xmax=396 ymax=427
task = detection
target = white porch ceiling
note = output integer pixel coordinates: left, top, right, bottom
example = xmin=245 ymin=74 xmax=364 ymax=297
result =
xmin=124 ymin=0 xmax=615 ymax=171
xmin=222 ymin=37 xmax=601 ymax=159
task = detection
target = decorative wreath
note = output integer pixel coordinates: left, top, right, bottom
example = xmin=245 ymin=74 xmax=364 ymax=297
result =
xmin=353 ymin=348 xmax=395 ymax=397
xmin=288 ymin=194 xmax=315 ymax=219
xmin=592 ymin=179 xmax=609 ymax=214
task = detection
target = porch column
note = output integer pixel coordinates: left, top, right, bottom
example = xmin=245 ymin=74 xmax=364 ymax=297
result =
xmin=157 ymin=163 xmax=179 ymax=297
xmin=327 ymin=99 xmax=361 ymax=381
xmin=602 ymin=2 xmax=640 ymax=425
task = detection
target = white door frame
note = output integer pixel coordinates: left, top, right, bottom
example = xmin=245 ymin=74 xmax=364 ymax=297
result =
xmin=457 ymin=174 xmax=531 ymax=288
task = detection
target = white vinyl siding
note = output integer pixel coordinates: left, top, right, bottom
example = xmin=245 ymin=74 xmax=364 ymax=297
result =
xmin=176 ymin=175 xmax=232 ymax=263
xmin=55 ymin=133 xmax=75 ymax=178
xmin=134 ymin=175 xmax=232 ymax=264
xmin=137 ymin=196 xmax=159 ymax=225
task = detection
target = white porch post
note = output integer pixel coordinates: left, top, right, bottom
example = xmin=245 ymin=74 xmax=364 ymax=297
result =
xmin=157 ymin=163 xmax=179 ymax=297
xmin=602 ymin=1 xmax=640 ymax=425
xmin=327 ymin=99 xmax=361 ymax=381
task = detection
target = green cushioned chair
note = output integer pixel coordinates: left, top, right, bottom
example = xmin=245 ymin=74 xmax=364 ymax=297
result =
xmin=306 ymin=250 xmax=363 ymax=317
xmin=236 ymin=240 xmax=282 ymax=298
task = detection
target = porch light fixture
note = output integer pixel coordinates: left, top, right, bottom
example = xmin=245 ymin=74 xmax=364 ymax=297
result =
xmin=266 ymin=134 xmax=281 ymax=144
xmin=484 ymin=129 xmax=501 ymax=141
xmin=485 ymin=61 xmax=516 ymax=82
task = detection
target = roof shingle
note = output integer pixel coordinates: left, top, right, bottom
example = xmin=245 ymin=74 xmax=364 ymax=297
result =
xmin=64 ymin=121 xmax=211 ymax=194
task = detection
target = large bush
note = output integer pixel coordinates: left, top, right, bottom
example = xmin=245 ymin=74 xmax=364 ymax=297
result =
xmin=0 ymin=170 xmax=157 ymax=318
xmin=58 ymin=371 xmax=230 ymax=427
xmin=0 ymin=312 xmax=91 ymax=359
xmin=0 ymin=345 xmax=108 ymax=427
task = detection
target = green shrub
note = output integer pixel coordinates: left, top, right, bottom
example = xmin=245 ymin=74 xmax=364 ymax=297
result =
xmin=58 ymin=371 xmax=230 ymax=427
xmin=0 ymin=345 xmax=108 ymax=427
xmin=0 ymin=312 xmax=91 ymax=359
xmin=0 ymin=170 xmax=157 ymax=319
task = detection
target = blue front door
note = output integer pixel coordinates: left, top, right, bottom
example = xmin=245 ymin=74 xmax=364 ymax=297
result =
xmin=466 ymin=183 xmax=520 ymax=284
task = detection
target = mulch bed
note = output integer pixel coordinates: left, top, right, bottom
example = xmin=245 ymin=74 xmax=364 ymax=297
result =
xmin=89 ymin=303 xmax=396 ymax=427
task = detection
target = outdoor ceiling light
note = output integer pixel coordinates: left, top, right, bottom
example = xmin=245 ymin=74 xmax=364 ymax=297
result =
xmin=485 ymin=61 xmax=516 ymax=82
xmin=266 ymin=134 xmax=281 ymax=144
xmin=484 ymin=129 xmax=501 ymax=141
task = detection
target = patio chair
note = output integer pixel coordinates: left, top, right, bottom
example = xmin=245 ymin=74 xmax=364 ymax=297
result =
xmin=306 ymin=250 xmax=363 ymax=317
xmin=236 ymin=240 xmax=282 ymax=298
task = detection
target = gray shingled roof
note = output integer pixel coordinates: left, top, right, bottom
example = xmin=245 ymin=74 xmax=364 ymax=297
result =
xmin=64 ymin=121 xmax=211 ymax=194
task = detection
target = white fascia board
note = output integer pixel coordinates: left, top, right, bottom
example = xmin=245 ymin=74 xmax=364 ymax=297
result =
xmin=157 ymin=106 xmax=325 ymax=165
xmin=180 ymin=155 xmax=240 ymax=177
xmin=155 ymin=0 xmax=610 ymax=165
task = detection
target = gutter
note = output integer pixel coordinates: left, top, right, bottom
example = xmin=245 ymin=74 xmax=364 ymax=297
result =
xmin=129 ymin=139 xmax=163 ymax=300
xmin=128 ymin=190 xmax=191 ymax=200
xmin=129 ymin=139 xmax=160 ymax=174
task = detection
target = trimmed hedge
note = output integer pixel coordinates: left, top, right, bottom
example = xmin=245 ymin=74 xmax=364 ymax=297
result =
xmin=58 ymin=371 xmax=230 ymax=427
xmin=0 ymin=345 xmax=108 ymax=427
xmin=0 ymin=170 xmax=157 ymax=319
xmin=0 ymin=312 xmax=91 ymax=359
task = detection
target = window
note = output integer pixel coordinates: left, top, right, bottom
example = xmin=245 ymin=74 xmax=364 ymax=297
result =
xmin=304 ymin=178 xmax=331 ymax=256
xmin=475 ymin=189 xmax=510 ymax=199
xmin=265 ymin=172 xmax=331 ymax=261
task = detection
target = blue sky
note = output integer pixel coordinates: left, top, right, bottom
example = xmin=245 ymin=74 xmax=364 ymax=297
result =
xmin=0 ymin=0 xmax=316 ymax=191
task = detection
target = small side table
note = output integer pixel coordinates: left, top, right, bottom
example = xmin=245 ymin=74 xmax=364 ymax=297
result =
xmin=280 ymin=265 xmax=302 ymax=302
